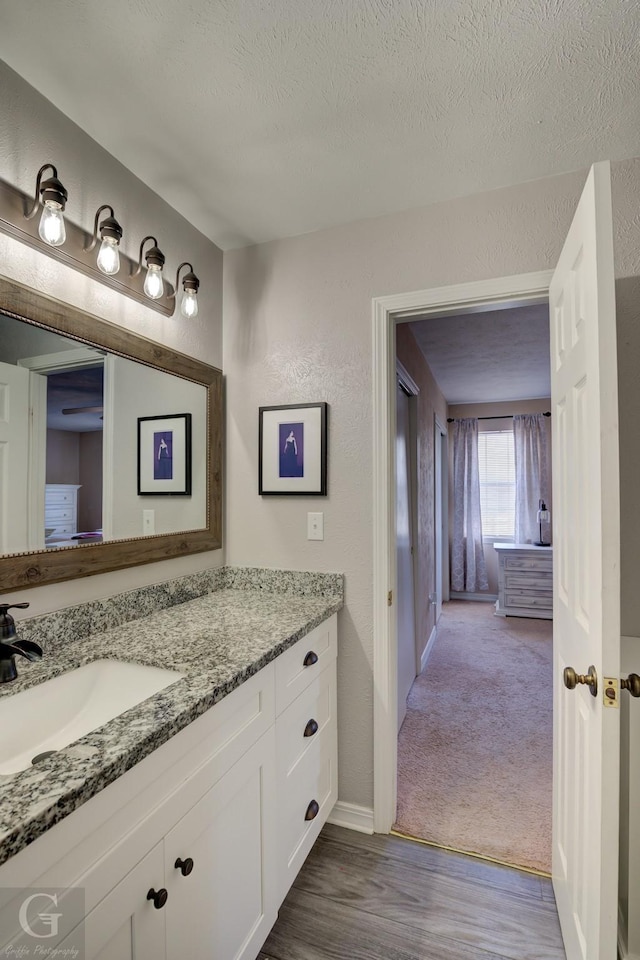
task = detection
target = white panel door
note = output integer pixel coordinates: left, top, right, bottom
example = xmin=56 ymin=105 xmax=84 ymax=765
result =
xmin=396 ymin=381 xmax=416 ymax=732
xmin=164 ymin=728 xmax=277 ymax=960
xmin=550 ymin=161 xmax=620 ymax=960
xmin=57 ymin=844 xmax=166 ymax=960
xmin=0 ymin=361 xmax=30 ymax=553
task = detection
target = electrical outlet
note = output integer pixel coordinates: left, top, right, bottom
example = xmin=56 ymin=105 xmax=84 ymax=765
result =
xmin=143 ymin=509 xmax=155 ymax=535
xmin=307 ymin=512 xmax=324 ymax=541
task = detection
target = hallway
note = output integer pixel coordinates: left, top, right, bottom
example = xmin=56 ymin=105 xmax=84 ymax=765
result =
xmin=395 ymin=600 xmax=553 ymax=872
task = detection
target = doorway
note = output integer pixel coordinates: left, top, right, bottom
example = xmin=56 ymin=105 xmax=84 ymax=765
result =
xmin=393 ymin=299 xmax=553 ymax=872
xmin=372 ymin=269 xmax=554 ymax=836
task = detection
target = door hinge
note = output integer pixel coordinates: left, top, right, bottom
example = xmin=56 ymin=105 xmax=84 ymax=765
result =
xmin=388 ymin=590 xmax=393 ymax=607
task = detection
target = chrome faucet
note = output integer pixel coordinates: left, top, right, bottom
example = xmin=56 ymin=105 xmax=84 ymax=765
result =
xmin=0 ymin=602 xmax=43 ymax=683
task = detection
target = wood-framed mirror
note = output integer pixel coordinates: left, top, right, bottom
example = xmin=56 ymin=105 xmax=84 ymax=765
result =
xmin=0 ymin=276 xmax=222 ymax=590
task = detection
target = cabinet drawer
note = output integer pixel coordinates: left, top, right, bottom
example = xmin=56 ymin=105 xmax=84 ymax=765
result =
xmin=46 ymin=507 xmax=76 ymax=522
xmin=505 ymin=593 xmax=553 ymax=609
xmin=504 ymin=573 xmax=552 ymax=590
xmin=504 ymin=555 xmax=552 ymax=572
xmin=504 ymin=585 xmax=552 ymax=599
xmin=278 ymin=726 xmax=337 ymax=896
xmin=46 ymin=490 xmax=76 ymax=504
xmin=275 ymin=615 xmax=337 ymax=714
xmin=277 ymin=663 xmax=335 ymax=779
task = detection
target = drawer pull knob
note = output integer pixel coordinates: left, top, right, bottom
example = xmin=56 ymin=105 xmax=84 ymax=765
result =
xmin=147 ymin=887 xmax=168 ymax=909
xmin=303 ymin=651 xmax=318 ymax=667
xmin=305 ymin=799 xmax=320 ymax=821
xmin=175 ymin=857 xmax=194 ymax=876
xmin=304 ymin=718 xmax=319 ymax=738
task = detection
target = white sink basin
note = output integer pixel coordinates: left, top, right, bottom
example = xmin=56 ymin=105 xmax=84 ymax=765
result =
xmin=0 ymin=660 xmax=183 ymax=775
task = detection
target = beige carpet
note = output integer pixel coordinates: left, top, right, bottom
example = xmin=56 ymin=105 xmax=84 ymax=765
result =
xmin=394 ymin=600 xmax=553 ymax=873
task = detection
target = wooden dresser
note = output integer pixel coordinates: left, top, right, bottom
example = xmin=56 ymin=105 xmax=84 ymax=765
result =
xmin=494 ymin=543 xmax=553 ymax=620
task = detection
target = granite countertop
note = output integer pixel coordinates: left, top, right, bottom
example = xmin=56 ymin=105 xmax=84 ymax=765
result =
xmin=0 ymin=586 xmax=342 ymax=866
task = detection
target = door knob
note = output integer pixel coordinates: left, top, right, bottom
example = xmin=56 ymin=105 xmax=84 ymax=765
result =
xmin=563 ymin=665 xmax=598 ymax=697
xmin=621 ymin=673 xmax=640 ymax=698
xmin=174 ymin=856 xmax=194 ymax=876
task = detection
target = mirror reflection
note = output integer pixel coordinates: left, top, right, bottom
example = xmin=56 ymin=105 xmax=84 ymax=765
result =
xmin=0 ymin=312 xmax=207 ymax=555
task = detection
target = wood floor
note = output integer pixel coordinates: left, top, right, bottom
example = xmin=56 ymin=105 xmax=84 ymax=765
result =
xmin=258 ymin=824 xmax=566 ymax=960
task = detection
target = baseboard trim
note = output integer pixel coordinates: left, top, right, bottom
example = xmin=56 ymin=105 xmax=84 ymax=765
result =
xmin=327 ymin=801 xmax=374 ymax=834
xmin=420 ymin=624 xmax=437 ymax=673
xmin=450 ymin=592 xmax=498 ymax=602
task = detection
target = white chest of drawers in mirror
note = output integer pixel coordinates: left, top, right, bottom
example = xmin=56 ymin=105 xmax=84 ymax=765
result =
xmin=494 ymin=543 xmax=553 ymax=620
xmin=45 ymin=483 xmax=81 ymax=540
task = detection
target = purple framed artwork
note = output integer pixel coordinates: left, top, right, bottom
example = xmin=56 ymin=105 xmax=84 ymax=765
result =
xmin=138 ymin=413 xmax=192 ymax=495
xmin=259 ymin=403 xmax=327 ymax=496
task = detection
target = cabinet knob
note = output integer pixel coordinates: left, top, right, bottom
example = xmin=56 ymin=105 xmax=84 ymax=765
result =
xmin=305 ymin=799 xmax=320 ymax=821
xmin=174 ymin=856 xmax=194 ymax=876
xmin=303 ymin=718 xmax=319 ymax=738
xmin=303 ymin=650 xmax=318 ymax=667
xmin=147 ymin=887 xmax=168 ymax=909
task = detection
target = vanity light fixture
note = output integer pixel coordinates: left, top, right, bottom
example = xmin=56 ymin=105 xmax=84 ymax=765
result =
xmin=134 ymin=236 xmax=165 ymax=300
xmin=0 ymin=165 xmax=199 ymax=317
xmin=86 ymin=205 xmax=123 ymax=276
xmin=24 ymin=163 xmax=68 ymax=247
xmin=171 ymin=262 xmax=200 ymax=318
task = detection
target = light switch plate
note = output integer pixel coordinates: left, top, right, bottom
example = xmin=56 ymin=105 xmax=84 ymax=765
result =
xmin=307 ymin=512 xmax=324 ymax=541
xmin=143 ymin=509 xmax=155 ymax=535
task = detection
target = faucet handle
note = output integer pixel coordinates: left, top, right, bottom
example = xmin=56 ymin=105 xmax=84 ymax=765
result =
xmin=0 ymin=602 xmax=30 ymax=641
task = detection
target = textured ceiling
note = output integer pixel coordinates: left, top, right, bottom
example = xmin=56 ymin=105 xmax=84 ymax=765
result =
xmin=409 ymin=302 xmax=550 ymax=403
xmin=0 ymin=1 xmax=639 ymax=249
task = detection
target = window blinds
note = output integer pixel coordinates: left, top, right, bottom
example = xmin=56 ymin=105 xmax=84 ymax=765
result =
xmin=477 ymin=430 xmax=516 ymax=538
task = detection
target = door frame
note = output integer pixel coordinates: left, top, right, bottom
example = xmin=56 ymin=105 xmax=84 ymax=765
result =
xmin=372 ymin=269 xmax=553 ymax=832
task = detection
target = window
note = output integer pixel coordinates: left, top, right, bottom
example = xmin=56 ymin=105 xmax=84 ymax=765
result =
xmin=477 ymin=430 xmax=515 ymax=539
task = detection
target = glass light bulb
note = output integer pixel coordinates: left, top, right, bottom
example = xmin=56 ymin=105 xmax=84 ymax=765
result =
xmin=181 ymin=289 xmax=198 ymax=318
xmin=38 ymin=200 xmax=66 ymax=246
xmin=96 ymin=236 xmax=120 ymax=275
xmin=144 ymin=263 xmax=164 ymax=300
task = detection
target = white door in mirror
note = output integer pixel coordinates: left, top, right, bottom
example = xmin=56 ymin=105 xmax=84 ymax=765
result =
xmin=0 ymin=660 xmax=183 ymax=775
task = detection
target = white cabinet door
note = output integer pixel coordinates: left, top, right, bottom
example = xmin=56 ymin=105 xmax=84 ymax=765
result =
xmin=164 ymin=728 xmax=278 ymax=960
xmin=57 ymin=844 xmax=166 ymax=960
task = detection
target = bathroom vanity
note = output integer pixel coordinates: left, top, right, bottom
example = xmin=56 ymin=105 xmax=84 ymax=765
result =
xmin=0 ymin=571 xmax=341 ymax=959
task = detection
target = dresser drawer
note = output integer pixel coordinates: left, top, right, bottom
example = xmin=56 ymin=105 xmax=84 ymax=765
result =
xmin=504 ymin=573 xmax=552 ymax=591
xmin=505 ymin=593 xmax=553 ymax=610
xmin=46 ymin=506 xmax=76 ymax=523
xmin=46 ymin=489 xmax=77 ymax=505
xmin=504 ymin=584 xmax=552 ymax=599
xmin=275 ymin=615 xmax=337 ymax=714
xmin=278 ymin=725 xmax=337 ymax=896
xmin=277 ymin=663 xmax=335 ymax=779
xmin=504 ymin=555 xmax=552 ymax=572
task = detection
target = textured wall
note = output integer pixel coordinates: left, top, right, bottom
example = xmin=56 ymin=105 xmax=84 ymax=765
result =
xmin=396 ymin=323 xmax=447 ymax=654
xmin=0 ymin=63 xmax=224 ymax=616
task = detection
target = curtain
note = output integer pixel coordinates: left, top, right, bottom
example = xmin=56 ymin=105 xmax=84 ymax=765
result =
xmin=513 ymin=414 xmax=550 ymax=543
xmin=451 ymin=418 xmax=488 ymax=592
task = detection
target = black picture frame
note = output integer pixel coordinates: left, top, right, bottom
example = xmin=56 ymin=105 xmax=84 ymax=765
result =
xmin=138 ymin=413 xmax=192 ymax=496
xmin=259 ymin=402 xmax=328 ymax=496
